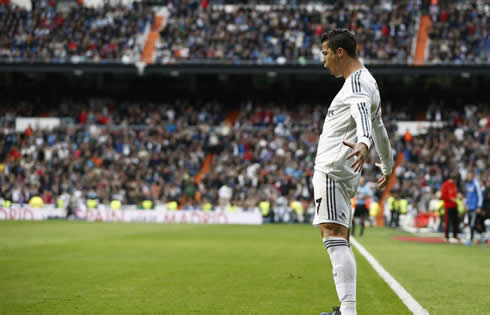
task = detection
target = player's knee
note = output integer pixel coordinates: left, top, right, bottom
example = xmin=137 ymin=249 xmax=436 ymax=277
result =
xmin=320 ymin=223 xmax=348 ymax=239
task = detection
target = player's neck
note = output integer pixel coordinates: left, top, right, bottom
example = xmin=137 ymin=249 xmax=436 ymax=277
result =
xmin=343 ymin=59 xmax=364 ymax=79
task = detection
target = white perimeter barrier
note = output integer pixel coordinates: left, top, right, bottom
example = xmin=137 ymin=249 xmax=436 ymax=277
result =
xmin=0 ymin=206 xmax=263 ymax=225
xmin=0 ymin=207 xmax=64 ymax=221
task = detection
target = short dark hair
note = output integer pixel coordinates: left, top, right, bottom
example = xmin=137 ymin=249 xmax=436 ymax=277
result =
xmin=321 ymin=29 xmax=357 ymax=58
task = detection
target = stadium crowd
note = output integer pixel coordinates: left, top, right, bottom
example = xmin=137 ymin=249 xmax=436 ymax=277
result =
xmin=0 ymin=99 xmax=489 ymax=240
xmin=156 ymin=0 xmax=416 ymax=64
xmin=393 ymin=104 xmax=489 ymax=215
xmin=0 ymin=1 xmax=153 ymax=63
xmin=0 ymin=101 xmax=226 ymax=208
xmin=1 ymin=0 xmax=488 ymax=64
xmin=428 ymin=2 xmax=490 ymax=64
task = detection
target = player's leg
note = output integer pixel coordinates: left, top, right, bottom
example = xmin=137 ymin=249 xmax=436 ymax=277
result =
xmin=320 ymin=223 xmax=357 ymax=315
xmin=313 ymin=172 xmax=357 ymax=315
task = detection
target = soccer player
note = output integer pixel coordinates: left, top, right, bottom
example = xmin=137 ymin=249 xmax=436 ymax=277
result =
xmin=313 ymin=29 xmax=394 ymax=315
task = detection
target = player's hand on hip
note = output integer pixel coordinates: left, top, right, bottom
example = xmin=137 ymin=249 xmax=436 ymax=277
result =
xmin=343 ymin=140 xmax=368 ymax=173
xmin=374 ymin=162 xmax=391 ymax=191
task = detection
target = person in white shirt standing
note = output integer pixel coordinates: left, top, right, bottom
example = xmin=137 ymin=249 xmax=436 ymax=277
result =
xmin=218 ymin=183 xmax=233 ymax=209
xmin=314 ymin=29 xmax=394 ymax=315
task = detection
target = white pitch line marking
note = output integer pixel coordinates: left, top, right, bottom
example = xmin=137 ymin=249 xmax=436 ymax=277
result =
xmin=351 ymin=237 xmax=429 ymax=315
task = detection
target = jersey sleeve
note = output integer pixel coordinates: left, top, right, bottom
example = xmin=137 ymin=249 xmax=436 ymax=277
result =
xmin=371 ymin=107 xmax=394 ymax=176
xmin=346 ymin=74 xmax=394 ymax=175
xmin=346 ymin=92 xmax=373 ymax=151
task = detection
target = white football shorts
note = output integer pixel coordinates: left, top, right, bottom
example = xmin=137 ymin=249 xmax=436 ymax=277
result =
xmin=312 ymin=170 xmax=357 ymax=228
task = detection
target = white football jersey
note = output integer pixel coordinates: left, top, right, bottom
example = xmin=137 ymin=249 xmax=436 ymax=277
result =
xmin=314 ymin=68 xmax=394 ymax=182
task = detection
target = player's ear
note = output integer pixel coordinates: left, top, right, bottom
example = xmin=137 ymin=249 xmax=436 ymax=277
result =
xmin=336 ymin=47 xmax=343 ymax=57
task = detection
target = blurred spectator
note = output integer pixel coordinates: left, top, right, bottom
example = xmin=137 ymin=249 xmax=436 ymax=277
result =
xmin=352 ymin=176 xmax=372 ymax=236
xmin=441 ymin=172 xmax=460 ymax=242
xmin=464 ymin=171 xmax=483 ymax=244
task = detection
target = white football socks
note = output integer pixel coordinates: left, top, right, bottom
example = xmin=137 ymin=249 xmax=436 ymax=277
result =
xmin=323 ymin=237 xmax=357 ymax=315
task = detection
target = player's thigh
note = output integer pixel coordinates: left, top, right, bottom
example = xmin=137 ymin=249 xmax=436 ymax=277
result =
xmin=312 ymin=171 xmax=352 ymax=228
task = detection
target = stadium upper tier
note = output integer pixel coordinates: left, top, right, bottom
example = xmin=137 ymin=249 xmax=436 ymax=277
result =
xmin=156 ymin=0 xmax=415 ymax=64
xmin=0 ymin=1 xmax=488 ymax=65
xmin=427 ymin=2 xmax=489 ymax=64
xmin=0 ymin=2 xmax=154 ymax=63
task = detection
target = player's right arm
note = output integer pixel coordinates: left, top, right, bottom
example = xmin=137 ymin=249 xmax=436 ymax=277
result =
xmin=343 ymin=88 xmax=373 ymax=173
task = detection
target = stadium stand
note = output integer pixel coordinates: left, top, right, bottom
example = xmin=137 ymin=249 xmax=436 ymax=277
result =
xmin=1 ymin=0 xmax=488 ymax=64
xmin=393 ymin=104 xmax=489 ymax=214
xmin=1 ymin=99 xmax=486 ymax=224
xmin=0 ymin=1 xmax=154 ymax=63
xmin=0 ymin=100 xmax=226 ymax=207
xmin=427 ymin=1 xmax=490 ymax=64
xmin=155 ymin=0 xmax=416 ymax=64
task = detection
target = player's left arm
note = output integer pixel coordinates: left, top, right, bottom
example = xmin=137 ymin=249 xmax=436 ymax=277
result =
xmin=343 ymin=81 xmax=394 ymax=190
xmin=372 ymin=121 xmax=393 ymax=190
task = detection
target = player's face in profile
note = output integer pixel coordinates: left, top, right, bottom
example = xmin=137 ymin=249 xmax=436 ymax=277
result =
xmin=321 ymin=42 xmax=340 ymax=77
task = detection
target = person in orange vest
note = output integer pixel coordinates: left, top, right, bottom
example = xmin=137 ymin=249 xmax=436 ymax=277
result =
xmin=404 ymin=130 xmax=413 ymax=142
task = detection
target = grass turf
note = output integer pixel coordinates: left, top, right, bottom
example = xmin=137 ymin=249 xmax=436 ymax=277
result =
xmin=0 ymin=221 xmax=487 ymax=314
xmin=353 ymin=227 xmax=490 ymax=315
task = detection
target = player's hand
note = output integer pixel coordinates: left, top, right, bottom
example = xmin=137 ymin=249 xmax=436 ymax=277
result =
xmin=374 ymin=162 xmax=391 ymax=191
xmin=343 ymin=141 xmax=368 ymax=173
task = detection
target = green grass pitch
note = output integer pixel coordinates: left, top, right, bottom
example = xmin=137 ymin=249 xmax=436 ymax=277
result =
xmin=0 ymin=221 xmax=489 ymax=314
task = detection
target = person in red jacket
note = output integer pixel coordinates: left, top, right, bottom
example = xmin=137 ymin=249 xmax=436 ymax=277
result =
xmin=441 ymin=172 xmax=459 ymax=242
